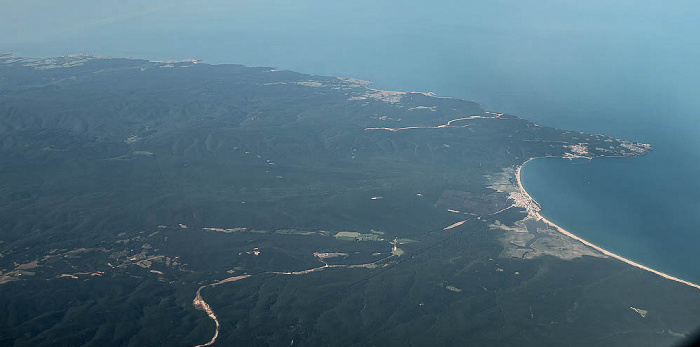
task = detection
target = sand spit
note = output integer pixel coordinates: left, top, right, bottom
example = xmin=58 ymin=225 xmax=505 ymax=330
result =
xmin=516 ymin=159 xmax=700 ymax=291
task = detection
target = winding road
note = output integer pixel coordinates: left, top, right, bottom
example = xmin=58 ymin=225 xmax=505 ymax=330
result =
xmin=365 ymin=114 xmax=504 ymax=132
xmin=191 ymin=251 xmax=397 ymax=346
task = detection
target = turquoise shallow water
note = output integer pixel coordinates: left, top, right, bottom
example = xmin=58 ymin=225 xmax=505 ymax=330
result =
xmin=2 ymin=1 xmax=700 ymax=283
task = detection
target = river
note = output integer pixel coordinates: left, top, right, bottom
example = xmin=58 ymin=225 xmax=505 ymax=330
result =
xmin=2 ymin=0 xmax=699 ymax=283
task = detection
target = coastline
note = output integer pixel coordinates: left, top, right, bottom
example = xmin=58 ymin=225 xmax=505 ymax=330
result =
xmin=516 ymin=158 xmax=700 ymax=291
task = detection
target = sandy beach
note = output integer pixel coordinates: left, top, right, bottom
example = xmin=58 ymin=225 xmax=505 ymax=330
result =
xmin=516 ymin=158 xmax=700 ymax=290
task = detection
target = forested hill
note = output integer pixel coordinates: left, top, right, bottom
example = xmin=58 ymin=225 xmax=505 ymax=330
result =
xmin=2 ymin=55 xmax=692 ymax=347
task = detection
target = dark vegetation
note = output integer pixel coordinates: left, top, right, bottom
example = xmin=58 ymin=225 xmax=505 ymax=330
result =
xmin=0 ymin=55 xmax=697 ymax=346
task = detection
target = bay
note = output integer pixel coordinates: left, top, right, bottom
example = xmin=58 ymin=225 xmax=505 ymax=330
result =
xmin=2 ymin=0 xmax=699 ymax=283
xmin=522 ymin=151 xmax=700 ymax=284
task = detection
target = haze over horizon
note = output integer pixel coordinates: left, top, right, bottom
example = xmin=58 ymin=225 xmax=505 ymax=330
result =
xmin=2 ymin=1 xmax=700 ymax=143
xmin=2 ymin=2 xmax=700 ymax=345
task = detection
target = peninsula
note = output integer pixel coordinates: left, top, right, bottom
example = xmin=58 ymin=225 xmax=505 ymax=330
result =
xmin=0 ymin=54 xmax=698 ymax=346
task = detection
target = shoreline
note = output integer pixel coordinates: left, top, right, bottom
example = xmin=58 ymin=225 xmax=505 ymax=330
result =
xmin=6 ymin=52 xmax=696 ymax=288
xmin=516 ymin=158 xmax=700 ymax=291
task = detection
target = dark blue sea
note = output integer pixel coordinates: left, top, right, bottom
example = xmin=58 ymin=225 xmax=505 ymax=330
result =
xmin=2 ymin=1 xmax=699 ymax=282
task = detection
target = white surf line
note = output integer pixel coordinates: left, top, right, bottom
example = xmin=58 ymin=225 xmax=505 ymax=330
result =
xmin=365 ymin=114 xmax=503 ymax=132
xmin=192 ymin=275 xmax=251 ymax=347
xmin=516 ymin=159 xmax=700 ymax=290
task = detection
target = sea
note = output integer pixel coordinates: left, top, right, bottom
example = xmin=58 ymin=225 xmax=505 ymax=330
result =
xmin=2 ymin=1 xmax=699 ymax=283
